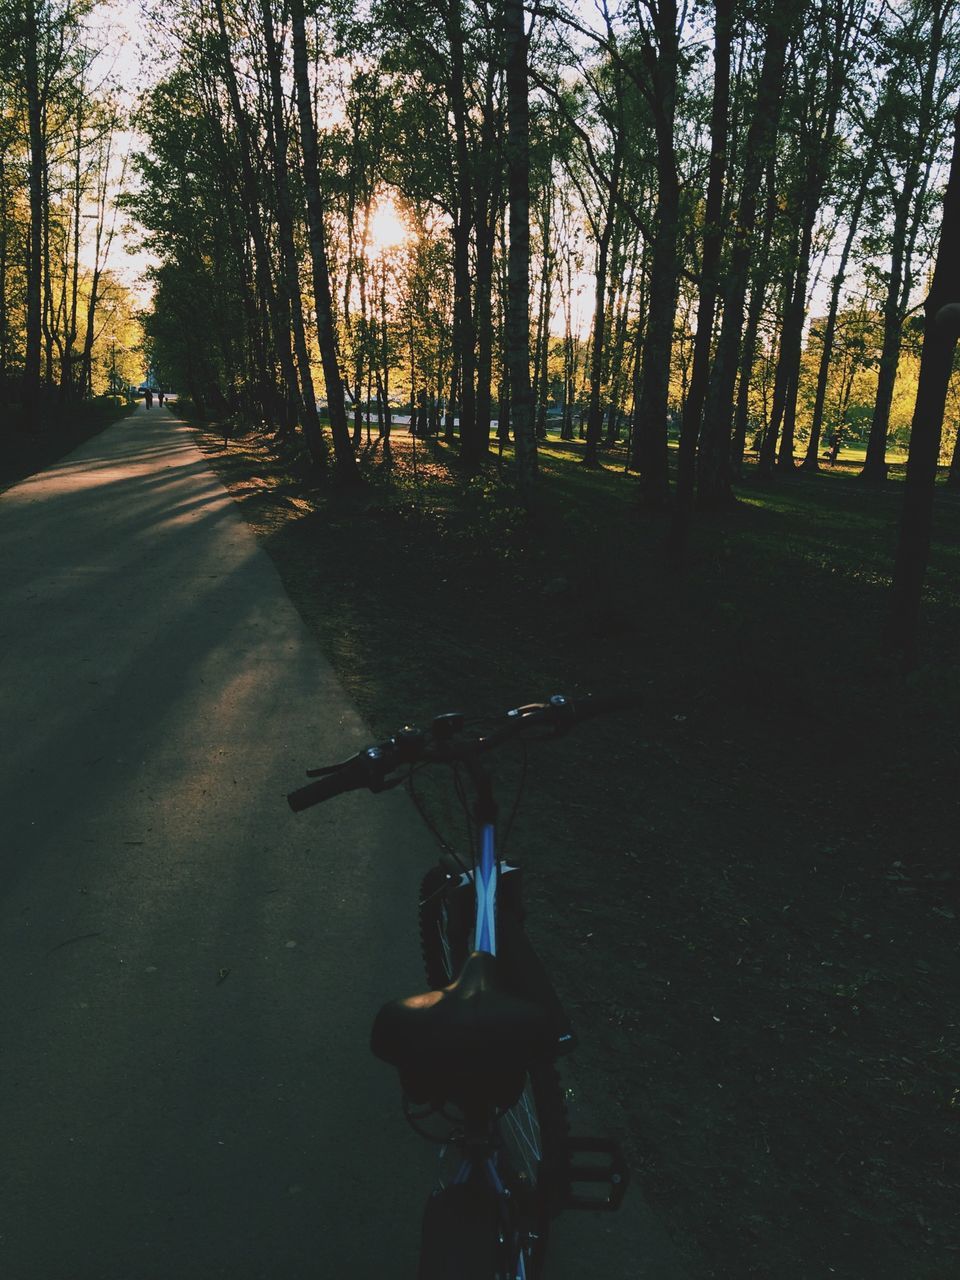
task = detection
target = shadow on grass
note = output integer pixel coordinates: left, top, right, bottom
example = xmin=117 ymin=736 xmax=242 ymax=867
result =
xmin=196 ymin=419 xmax=960 ymax=1280
xmin=0 ymin=398 xmax=136 ymax=494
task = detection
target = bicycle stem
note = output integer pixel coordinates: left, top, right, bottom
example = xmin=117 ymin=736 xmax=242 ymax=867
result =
xmin=460 ymin=753 xmax=497 ymax=827
xmin=459 ymin=755 xmax=500 ymax=956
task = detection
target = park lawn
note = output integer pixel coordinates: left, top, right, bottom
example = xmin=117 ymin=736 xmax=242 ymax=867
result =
xmin=196 ymin=419 xmax=958 ymax=1280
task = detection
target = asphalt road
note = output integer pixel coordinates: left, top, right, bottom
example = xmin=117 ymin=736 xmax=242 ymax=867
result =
xmin=0 ymin=407 xmax=687 ymax=1279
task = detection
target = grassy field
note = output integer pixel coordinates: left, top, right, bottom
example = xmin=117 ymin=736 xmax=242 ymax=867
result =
xmin=194 ymin=419 xmax=958 ymax=1280
xmin=821 ymin=443 xmax=910 ymax=467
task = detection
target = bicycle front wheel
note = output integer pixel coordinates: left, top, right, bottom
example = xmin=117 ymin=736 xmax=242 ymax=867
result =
xmin=496 ymin=1061 xmax=568 ymax=1277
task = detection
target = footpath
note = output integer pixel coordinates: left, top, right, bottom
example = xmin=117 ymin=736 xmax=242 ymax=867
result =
xmin=0 ymin=406 xmax=686 ymax=1278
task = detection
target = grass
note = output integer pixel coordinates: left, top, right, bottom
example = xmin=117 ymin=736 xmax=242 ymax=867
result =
xmin=195 ymin=419 xmax=959 ymax=1279
xmin=0 ymin=396 xmax=136 ymax=493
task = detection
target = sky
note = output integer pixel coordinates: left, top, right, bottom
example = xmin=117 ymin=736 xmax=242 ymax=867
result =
xmin=85 ymin=1 xmax=156 ymax=301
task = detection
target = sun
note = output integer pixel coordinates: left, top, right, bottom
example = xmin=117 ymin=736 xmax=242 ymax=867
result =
xmin=369 ymin=198 xmax=408 ymax=252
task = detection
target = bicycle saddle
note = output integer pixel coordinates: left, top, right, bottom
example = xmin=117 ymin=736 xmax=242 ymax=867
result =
xmin=370 ymin=952 xmax=554 ymax=1107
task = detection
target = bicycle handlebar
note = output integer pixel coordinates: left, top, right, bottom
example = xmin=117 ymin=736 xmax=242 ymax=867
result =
xmin=287 ymin=692 xmax=636 ymax=812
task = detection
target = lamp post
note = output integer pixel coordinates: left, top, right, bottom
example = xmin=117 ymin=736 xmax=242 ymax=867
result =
xmin=109 ymin=336 xmax=119 ymax=399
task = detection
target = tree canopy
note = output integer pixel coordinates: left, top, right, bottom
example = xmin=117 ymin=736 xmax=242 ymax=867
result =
xmin=2 ymin=0 xmax=958 ymax=659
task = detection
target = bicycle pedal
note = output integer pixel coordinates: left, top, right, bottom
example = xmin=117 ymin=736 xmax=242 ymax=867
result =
xmin=564 ymin=1136 xmax=629 ymax=1211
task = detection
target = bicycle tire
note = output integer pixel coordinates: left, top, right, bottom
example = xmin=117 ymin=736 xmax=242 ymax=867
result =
xmin=417 ymin=868 xmax=570 ymax=1275
xmin=419 ymin=865 xmax=469 ymax=989
xmin=418 ymin=1184 xmax=501 ymax=1280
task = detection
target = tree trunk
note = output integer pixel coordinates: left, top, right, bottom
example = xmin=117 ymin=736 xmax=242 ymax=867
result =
xmin=632 ymin=159 xmax=680 ymax=505
xmin=446 ymin=356 xmax=459 ymax=442
xmin=605 ymin=229 xmax=641 ymax=445
xmin=504 ymin=0 xmax=536 ymax=504
xmin=889 ymin=107 xmax=960 ymax=668
xmin=0 ymin=153 xmax=8 ymax=385
xmin=731 ymin=164 xmax=778 ymax=470
xmin=379 ymin=262 xmax=392 ymax=440
xmin=61 ymin=101 xmax=83 ymax=400
xmin=560 ymin=257 xmax=575 ymax=440
xmin=290 ymin=0 xmax=359 ymax=481
xmin=803 ymin=169 xmax=870 ymax=469
xmin=41 ymin=149 xmax=58 ymax=390
xmin=861 ymin=203 xmax=909 ymax=483
xmin=629 ymin=0 xmax=680 ymax=509
xmin=473 ymin=53 xmax=500 ymax=462
xmin=23 ymin=0 xmax=44 ymax=428
xmin=531 ymin=183 xmax=552 ymax=440
xmin=79 ymin=129 xmax=120 ymax=399
xmin=696 ymin=4 xmax=797 ymax=507
xmin=583 ymin=170 xmax=620 ymax=467
xmin=774 ymin=200 xmax=819 ymax=472
xmin=757 ymin=227 xmax=801 ymax=474
xmin=261 ymin=0 xmax=326 ymax=464
xmin=213 ymin=0 xmax=300 ymax=438
xmin=862 ymin=3 xmax=946 ymax=484
xmin=475 ymin=207 xmax=496 ymax=458
xmin=673 ymin=0 xmax=733 ymax=534
xmin=448 ymin=0 xmax=478 ymax=468
xmin=769 ymin=0 xmax=862 ymax=473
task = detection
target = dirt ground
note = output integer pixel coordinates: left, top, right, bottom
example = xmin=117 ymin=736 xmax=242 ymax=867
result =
xmin=192 ymin=418 xmax=958 ymax=1280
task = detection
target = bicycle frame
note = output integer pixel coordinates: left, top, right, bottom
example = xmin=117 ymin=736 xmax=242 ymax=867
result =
xmin=462 ymin=753 xmax=500 ymax=957
xmin=441 ymin=1099 xmax=534 ymax=1280
xmin=432 ymin=762 xmax=539 ymax=1275
xmin=474 ymin=820 xmax=498 ymax=955
xmin=451 ymin=751 xmax=575 ymax=1059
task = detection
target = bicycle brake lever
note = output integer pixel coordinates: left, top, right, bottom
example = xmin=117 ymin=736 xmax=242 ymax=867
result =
xmin=305 ymin=758 xmax=355 ymax=778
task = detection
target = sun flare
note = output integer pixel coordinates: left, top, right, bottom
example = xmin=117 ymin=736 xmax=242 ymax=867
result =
xmin=369 ymin=199 xmax=408 ymax=252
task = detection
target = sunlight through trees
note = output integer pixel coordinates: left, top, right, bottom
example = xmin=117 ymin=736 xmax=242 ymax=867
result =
xmin=2 ymin=0 xmax=958 ymax=660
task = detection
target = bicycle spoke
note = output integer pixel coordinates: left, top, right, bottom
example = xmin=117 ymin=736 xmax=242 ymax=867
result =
xmin=500 ymin=1088 xmax=542 ymax=1177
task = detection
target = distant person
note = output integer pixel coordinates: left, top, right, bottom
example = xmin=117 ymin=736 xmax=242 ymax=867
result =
xmin=145 ymin=387 xmax=153 ymax=408
xmin=157 ymin=389 xmax=165 ymax=406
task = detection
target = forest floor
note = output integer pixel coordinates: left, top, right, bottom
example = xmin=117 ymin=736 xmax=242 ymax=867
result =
xmin=191 ymin=416 xmax=959 ymax=1280
xmin=0 ymin=396 xmax=135 ymax=493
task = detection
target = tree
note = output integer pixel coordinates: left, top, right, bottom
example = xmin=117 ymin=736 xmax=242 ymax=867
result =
xmin=672 ymin=0 xmax=732 ymax=538
xmin=290 ymin=0 xmax=359 ymax=480
xmin=889 ymin=106 xmax=960 ymax=668
xmin=624 ymin=0 xmax=682 ymax=509
xmin=801 ymin=131 xmax=877 ymax=470
xmin=697 ymin=0 xmax=804 ymax=507
xmin=859 ymin=0 xmax=960 ymax=482
xmin=550 ymin=68 xmax=627 ymax=468
xmin=504 ymin=0 xmax=536 ymax=503
xmin=2 ymin=0 xmax=100 ymax=426
xmin=757 ymin=0 xmax=869 ymax=476
xmin=259 ymin=0 xmax=326 ymax=462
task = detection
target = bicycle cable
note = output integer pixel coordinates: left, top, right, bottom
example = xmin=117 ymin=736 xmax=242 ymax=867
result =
xmin=405 ymin=763 xmax=472 ymax=877
xmin=498 ymin=737 xmax=529 ymax=857
xmin=406 ymin=732 xmax=529 ymax=867
xmin=451 ymin=761 xmax=477 ymax=865
xmin=402 ymin=1096 xmax=467 ymax=1144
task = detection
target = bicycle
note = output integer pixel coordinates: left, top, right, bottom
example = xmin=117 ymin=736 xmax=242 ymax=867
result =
xmin=288 ymin=693 xmax=630 ymax=1278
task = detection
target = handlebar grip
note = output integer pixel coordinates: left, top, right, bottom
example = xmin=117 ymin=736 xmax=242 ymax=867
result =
xmin=287 ymin=766 xmax=361 ymax=811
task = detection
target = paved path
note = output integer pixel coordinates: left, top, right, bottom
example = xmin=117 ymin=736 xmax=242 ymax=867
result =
xmin=0 ymin=407 xmax=686 ymax=1278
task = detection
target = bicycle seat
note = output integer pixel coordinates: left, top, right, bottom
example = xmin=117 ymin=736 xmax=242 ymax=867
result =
xmin=370 ymin=952 xmax=554 ymax=1107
